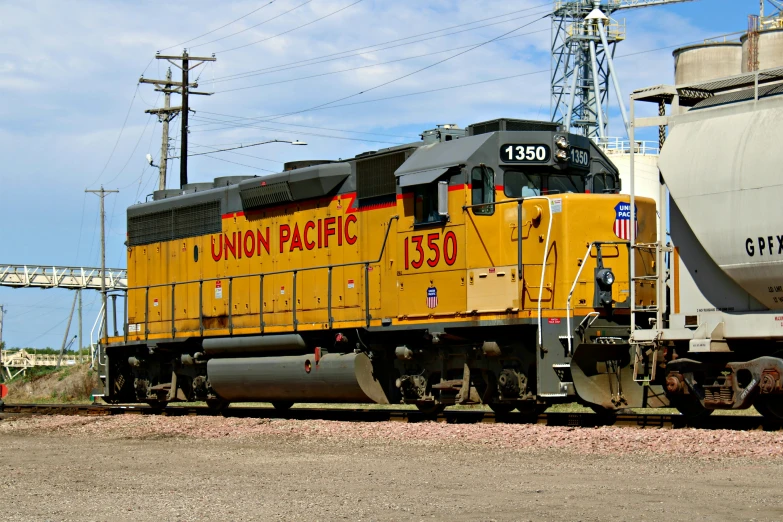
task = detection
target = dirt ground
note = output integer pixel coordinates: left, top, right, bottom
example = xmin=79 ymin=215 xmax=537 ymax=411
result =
xmin=2 ymin=417 xmax=783 ymax=521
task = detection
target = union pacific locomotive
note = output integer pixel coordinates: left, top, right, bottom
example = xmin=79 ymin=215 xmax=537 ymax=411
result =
xmin=106 ymin=118 xmax=657 ymax=413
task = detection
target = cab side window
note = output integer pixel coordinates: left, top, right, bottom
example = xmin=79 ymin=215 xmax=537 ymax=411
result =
xmin=471 ymin=166 xmax=495 ymax=215
xmin=414 ymin=183 xmax=440 ymax=225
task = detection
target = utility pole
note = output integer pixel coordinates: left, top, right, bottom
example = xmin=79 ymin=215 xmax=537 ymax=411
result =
xmin=78 ymin=289 xmax=83 ymax=359
xmin=141 ymin=50 xmax=215 ymax=188
xmin=0 ymin=304 xmax=5 ymax=350
xmin=85 ymin=186 xmax=119 ymax=348
xmin=56 ymin=292 xmax=78 ymax=369
xmin=143 ymin=68 xmax=178 ymax=190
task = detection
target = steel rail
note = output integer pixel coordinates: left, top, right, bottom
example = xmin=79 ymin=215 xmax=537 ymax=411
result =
xmin=2 ymin=403 xmax=781 ymax=431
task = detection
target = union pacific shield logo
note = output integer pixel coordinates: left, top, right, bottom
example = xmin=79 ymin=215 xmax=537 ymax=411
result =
xmin=426 ymin=287 xmax=438 ymax=309
xmin=613 ymin=202 xmax=637 ymax=240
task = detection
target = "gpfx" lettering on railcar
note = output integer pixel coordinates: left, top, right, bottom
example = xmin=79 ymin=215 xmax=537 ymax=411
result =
xmin=745 ymin=235 xmax=783 ymax=257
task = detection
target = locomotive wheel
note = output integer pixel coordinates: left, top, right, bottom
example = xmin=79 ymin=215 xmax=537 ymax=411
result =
xmin=271 ymin=401 xmax=295 ymax=411
xmin=415 ymin=402 xmax=446 ymax=415
xmin=670 ymin=395 xmax=712 ymax=419
xmin=206 ymin=399 xmax=231 ymax=413
xmin=754 ymin=397 xmax=783 ymax=421
xmin=488 ymin=403 xmax=514 ymax=415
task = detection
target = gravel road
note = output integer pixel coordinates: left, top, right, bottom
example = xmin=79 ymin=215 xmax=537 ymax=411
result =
xmin=2 ymin=415 xmax=783 ymax=521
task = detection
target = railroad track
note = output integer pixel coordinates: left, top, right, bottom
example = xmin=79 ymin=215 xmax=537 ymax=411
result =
xmin=1 ymin=402 xmax=782 ymax=431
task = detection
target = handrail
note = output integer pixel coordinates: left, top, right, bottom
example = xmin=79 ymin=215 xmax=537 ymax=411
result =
xmin=90 ymin=303 xmax=105 ymax=367
xmin=122 ymin=215 xmax=399 ymax=339
xmin=565 ymin=241 xmax=629 ymax=355
xmin=463 ymin=197 xmax=526 ymax=277
xmin=531 ymin=197 xmax=554 ymax=348
xmin=463 ymin=195 xmax=554 ymax=348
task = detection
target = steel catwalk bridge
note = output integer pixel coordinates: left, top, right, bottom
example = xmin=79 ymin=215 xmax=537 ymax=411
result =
xmin=0 ymin=265 xmax=126 ymax=290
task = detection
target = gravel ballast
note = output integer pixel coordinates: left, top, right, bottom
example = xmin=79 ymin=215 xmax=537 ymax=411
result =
xmin=2 ymin=414 xmax=783 ymax=459
xmin=2 ymin=415 xmax=783 ymax=521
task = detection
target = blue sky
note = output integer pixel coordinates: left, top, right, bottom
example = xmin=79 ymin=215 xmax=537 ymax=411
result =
xmin=0 ymin=0 xmax=762 ymax=349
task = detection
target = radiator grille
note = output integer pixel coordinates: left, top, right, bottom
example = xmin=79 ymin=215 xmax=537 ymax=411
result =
xmin=505 ymin=120 xmax=559 ymax=132
xmin=240 ymin=181 xmax=293 ymax=211
xmin=356 ymin=152 xmax=405 ymax=199
xmin=468 ymin=121 xmax=501 ymax=136
xmin=468 ymin=119 xmax=559 ymax=135
xmin=128 ymin=201 xmax=221 ymax=246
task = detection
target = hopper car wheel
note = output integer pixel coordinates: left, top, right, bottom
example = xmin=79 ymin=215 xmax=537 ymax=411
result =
xmin=488 ymin=403 xmax=514 ymax=415
xmin=206 ymin=399 xmax=231 ymax=413
xmin=416 ymin=403 xmax=446 ymax=415
xmin=588 ymin=405 xmax=617 ymax=424
xmin=271 ymin=401 xmax=294 ymax=411
xmin=753 ymin=397 xmax=783 ymax=421
xmin=516 ymin=402 xmax=546 ymax=415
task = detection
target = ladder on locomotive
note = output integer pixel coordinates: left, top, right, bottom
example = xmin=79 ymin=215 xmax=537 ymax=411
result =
xmin=630 ymin=241 xmax=669 ymax=384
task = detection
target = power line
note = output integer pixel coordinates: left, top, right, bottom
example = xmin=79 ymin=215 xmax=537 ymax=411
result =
xmin=190 ymin=115 xmax=409 ymax=144
xmin=161 ymin=0 xmax=278 ymax=51
xmin=190 ymin=0 xmax=314 ymax=50
xmin=197 ymin=154 xmax=277 ymax=172
xmin=167 ymin=139 xmax=305 ymax=159
xmin=200 ymin=70 xmax=549 ymax=127
xmin=87 ymin=85 xmax=139 ymax=187
xmin=103 ymin=102 xmax=160 ymax=187
xmin=192 ymin=116 xmax=416 ymax=139
xmin=193 ymin=28 xmax=747 ymax=131
xmin=204 ymin=27 xmax=549 ymax=94
xmin=618 ymin=29 xmax=747 ymax=59
xmin=74 ymin=193 xmax=88 ymax=265
xmin=219 ymin=0 xmax=367 ymax=53
xmin=17 ymin=313 xmax=70 ymax=348
xmin=218 ymin=15 xmax=550 ymax=127
xmin=190 ymin=141 xmax=283 ymax=163
xmin=211 ymin=4 xmax=552 ymax=83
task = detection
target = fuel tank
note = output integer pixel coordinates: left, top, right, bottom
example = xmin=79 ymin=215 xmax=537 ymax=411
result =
xmin=206 ymin=352 xmax=389 ymax=403
xmin=658 ymin=93 xmax=783 ymax=310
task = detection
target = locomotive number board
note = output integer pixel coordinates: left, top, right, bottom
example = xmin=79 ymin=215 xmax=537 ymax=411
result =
xmin=500 ymin=144 xmax=551 ymax=163
xmin=569 ymin=146 xmax=590 ymax=168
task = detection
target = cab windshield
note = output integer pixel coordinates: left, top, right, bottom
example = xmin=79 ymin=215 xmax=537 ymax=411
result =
xmin=504 ymin=168 xmax=586 ymax=197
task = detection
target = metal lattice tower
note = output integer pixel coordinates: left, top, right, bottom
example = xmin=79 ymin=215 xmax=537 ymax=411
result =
xmin=551 ymin=0 xmax=694 ymax=140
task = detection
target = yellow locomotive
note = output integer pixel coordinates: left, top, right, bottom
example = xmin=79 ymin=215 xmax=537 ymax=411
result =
xmin=107 ymin=118 xmax=656 ymax=413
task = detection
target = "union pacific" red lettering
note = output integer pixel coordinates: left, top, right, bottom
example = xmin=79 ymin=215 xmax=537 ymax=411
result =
xmin=210 ymin=215 xmax=358 ymax=261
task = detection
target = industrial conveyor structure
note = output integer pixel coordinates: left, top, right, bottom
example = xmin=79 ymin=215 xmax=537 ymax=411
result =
xmin=0 ymin=264 xmax=127 ymax=290
xmin=0 ymin=264 xmax=127 ymax=379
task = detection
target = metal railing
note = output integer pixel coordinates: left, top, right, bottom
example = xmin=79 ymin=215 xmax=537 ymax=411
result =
xmin=596 ymin=137 xmax=659 ymax=155
xmin=91 ymin=303 xmax=106 ymax=368
xmin=120 ymin=216 xmax=399 ymax=343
